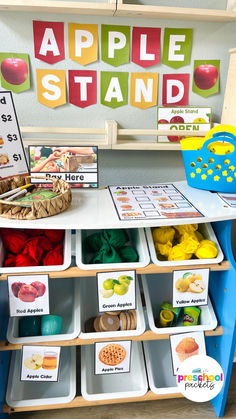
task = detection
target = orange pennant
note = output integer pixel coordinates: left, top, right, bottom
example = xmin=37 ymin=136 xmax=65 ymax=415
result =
xmin=130 ymin=72 xmax=158 ymax=109
xmin=68 ymin=23 xmax=98 ymax=65
xmin=36 ymin=69 xmax=66 ymax=108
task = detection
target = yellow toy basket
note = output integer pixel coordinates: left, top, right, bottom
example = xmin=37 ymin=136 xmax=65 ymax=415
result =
xmin=180 ymin=125 xmax=236 ymax=193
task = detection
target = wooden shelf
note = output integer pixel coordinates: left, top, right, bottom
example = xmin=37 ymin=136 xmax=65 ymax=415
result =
xmin=3 ymin=391 xmax=184 ymax=413
xmin=0 ymin=0 xmax=116 ymax=15
xmin=0 ymin=260 xmax=230 ymax=280
xmin=115 ymin=4 xmax=236 ymax=21
xmin=0 ymin=326 xmax=223 ymax=351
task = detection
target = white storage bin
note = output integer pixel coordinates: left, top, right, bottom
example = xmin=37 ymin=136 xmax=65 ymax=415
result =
xmin=81 ymin=342 xmax=148 ymax=401
xmin=7 ymin=278 xmax=80 ymax=344
xmin=0 ymin=229 xmax=71 ymax=273
xmin=76 ymin=228 xmax=149 ymax=270
xmin=146 ymin=223 xmax=224 ymax=267
xmin=142 ymin=274 xmax=217 ymax=334
xmin=6 ymin=347 xmax=76 ymax=407
xmin=79 ymin=277 xmax=145 ymax=339
xmin=143 ymin=340 xmax=178 ymax=395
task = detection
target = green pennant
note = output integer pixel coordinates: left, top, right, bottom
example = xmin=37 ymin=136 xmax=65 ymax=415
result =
xmin=192 ymin=60 xmax=220 ymax=98
xmin=0 ymin=52 xmax=30 ymax=93
xmin=101 ymin=71 xmax=128 ymax=109
xmin=101 ymin=25 xmax=130 ymax=67
xmin=162 ymin=28 xmax=192 ymax=69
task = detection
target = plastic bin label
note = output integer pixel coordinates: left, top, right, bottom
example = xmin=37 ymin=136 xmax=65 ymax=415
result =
xmin=97 ymin=270 xmax=136 ymax=313
xmin=170 ymin=331 xmax=206 ymax=375
xmin=8 ymin=274 xmax=49 ymax=317
xmin=172 ymin=268 xmax=209 ymax=308
xmin=21 ymin=345 xmax=61 ymax=382
xmin=217 ymin=193 xmax=236 ymax=208
xmin=94 ymin=340 xmax=131 ymax=375
xmin=0 ymin=91 xmax=29 ymax=179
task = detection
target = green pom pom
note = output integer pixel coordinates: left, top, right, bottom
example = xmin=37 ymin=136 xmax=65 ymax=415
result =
xmin=119 ymin=246 xmax=139 ymax=262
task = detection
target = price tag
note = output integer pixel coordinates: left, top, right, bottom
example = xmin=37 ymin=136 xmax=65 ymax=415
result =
xmin=21 ymin=345 xmax=61 ymax=382
xmin=172 ymin=268 xmax=209 ymax=308
xmin=97 ymin=270 xmax=136 ymax=313
xmin=8 ymin=274 xmax=49 ymax=317
xmin=94 ymin=340 xmax=131 ymax=375
xmin=0 ymin=91 xmax=28 ymax=178
xmin=170 ymin=331 xmax=206 ymax=375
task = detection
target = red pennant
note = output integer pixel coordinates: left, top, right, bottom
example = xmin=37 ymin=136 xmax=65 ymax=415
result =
xmin=162 ymin=74 xmax=189 ymax=106
xmin=33 ymin=21 xmax=65 ymax=64
xmin=69 ymin=70 xmax=97 ymax=108
xmin=132 ymin=27 xmax=161 ymax=68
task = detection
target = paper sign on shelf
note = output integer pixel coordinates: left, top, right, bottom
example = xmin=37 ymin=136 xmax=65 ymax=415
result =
xmin=36 ymin=69 xmax=66 ymax=109
xmin=170 ymin=331 xmax=206 ymax=375
xmin=162 ymin=28 xmax=192 ymax=69
xmin=0 ymin=53 xmax=30 ymax=93
xmin=33 ymin=21 xmax=65 ymax=64
xmin=0 ymin=91 xmax=29 ymax=179
xmin=131 ymin=27 xmax=161 ymax=68
xmin=192 ymin=60 xmax=220 ymax=98
xmin=95 ymin=340 xmax=131 ymax=375
xmin=101 ymin=24 xmax=130 ymax=67
xmin=217 ymin=193 xmax=236 ymax=208
xmin=21 ymin=345 xmax=61 ymax=382
xmin=130 ymin=72 xmax=158 ymax=110
xmin=172 ymin=268 xmax=209 ymax=308
xmin=97 ymin=270 xmax=136 ymax=313
xmin=29 ymin=145 xmax=98 ymax=188
xmin=8 ymin=274 xmax=49 ymax=317
xmin=162 ymin=74 xmax=189 ymax=106
xmin=68 ymin=23 xmax=98 ymax=65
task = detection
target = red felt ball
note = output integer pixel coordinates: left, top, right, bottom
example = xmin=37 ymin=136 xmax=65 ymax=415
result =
xmin=26 ymin=229 xmax=45 ymax=237
xmin=15 ymin=253 xmax=39 ymax=267
xmin=23 ymin=237 xmax=44 ymax=263
xmin=43 ymin=249 xmax=63 ymax=266
xmin=1 ymin=230 xmax=28 ymax=254
xmin=4 ymin=253 xmax=16 ymax=267
xmin=44 ymin=230 xmax=64 ymax=244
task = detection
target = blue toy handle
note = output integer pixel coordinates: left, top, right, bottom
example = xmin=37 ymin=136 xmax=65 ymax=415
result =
xmin=200 ymin=131 xmax=236 ymax=156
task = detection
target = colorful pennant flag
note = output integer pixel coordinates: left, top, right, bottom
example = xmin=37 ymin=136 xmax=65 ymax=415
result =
xmin=69 ymin=70 xmax=97 ymax=108
xmin=101 ymin=71 xmax=128 ymax=108
xmin=192 ymin=60 xmax=220 ymax=98
xmin=36 ymin=69 xmax=66 ymax=108
xmin=131 ymin=27 xmax=161 ymax=68
xmin=162 ymin=74 xmax=189 ymax=106
xmin=33 ymin=21 xmax=65 ymax=64
xmin=130 ymin=72 xmax=158 ymax=109
xmin=68 ymin=23 xmax=98 ymax=65
xmin=101 ymin=25 xmax=130 ymax=67
xmin=162 ymin=28 xmax=192 ymax=69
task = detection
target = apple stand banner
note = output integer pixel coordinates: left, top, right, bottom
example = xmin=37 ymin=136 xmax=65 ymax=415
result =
xmin=0 ymin=53 xmax=30 ymax=93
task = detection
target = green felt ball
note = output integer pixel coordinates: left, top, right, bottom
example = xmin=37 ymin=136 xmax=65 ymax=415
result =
xmin=119 ymin=246 xmax=139 ymax=262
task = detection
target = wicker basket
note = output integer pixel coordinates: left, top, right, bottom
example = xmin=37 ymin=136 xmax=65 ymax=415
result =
xmin=0 ymin=176 xmax=72 ymax=220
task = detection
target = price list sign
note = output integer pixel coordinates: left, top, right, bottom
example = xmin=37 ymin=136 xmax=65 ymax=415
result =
xmin=0 ymin=91 xmax=28 ymax=179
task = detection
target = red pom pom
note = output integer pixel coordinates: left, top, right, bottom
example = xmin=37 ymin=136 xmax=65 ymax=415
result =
xmin=23 ymin=237 xmax=44 ymax=263
xmin=44 ymin=230 xmax=64 ymax=244
xmin=43 ymin=249 xmax=63 ymax=266
xmin=4 ymin=253 xmax=16 ymax=267
xmin=1 ymin=230 xmax=28 ymax=254
xmin=38 ymin=236 xmax=53 ymax=252
xmin=15 ymin=253 xmax=39 ymax=267
xmin=27 ymin=229 xmax=45 ymax=237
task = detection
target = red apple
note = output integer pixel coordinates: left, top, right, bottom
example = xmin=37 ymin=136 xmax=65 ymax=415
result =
xmin=31 ymin=281 xmax=46 ymax=297
xmin=18 ymin=284 xmax=38 ymax=302
xmin=1 ymin=58 xmax=28 ymax=85
xmin=170 ymin=116 xmax=185 ymax=124
xmin=158 ymin=119 xmax=169 ymax=124
xmin=194 ymin=65 xmax=218 ymax=90
xmin=11 ymin=282 xmax=25 ymax=298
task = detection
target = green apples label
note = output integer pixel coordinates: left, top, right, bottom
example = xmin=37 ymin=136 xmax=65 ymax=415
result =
xmin=97 ymin=270 xmax=136 ymax=313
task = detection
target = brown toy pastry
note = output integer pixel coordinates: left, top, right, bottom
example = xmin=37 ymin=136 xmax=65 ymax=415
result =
xmin=176 ymin=337 xmax=199 ymax=362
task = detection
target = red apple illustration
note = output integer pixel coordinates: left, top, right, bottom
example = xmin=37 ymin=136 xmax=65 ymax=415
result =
xmin=170 ymin=116 xmax=185 ymax=124
xmin=158 ymin=119 xmax=169 ymax=124
xmin=31 ymin=281 xmax=46 ymax=297
xmin=1 ymin=58 xmax=28 ymax=85
xmin=18 ymin=284 xmax=38 ymax=302
xmin=194 ymin=65 xmax=218 ymax=90
xmin=11 ymin=282 xmax=26 ymax=298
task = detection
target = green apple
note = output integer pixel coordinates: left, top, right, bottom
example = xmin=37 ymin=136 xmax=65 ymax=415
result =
xmin=114 ymin=283 xmax=129 ymax=296
xmin=118 ymin=275 xmax=132 ymax=285
xmin=100 ymin=289 xmax=114 ymax=298
xmin=103 ymin=279 xmax=114 ymax=290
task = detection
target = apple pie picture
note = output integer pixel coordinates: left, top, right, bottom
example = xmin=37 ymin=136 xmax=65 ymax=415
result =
xmin=0 ymin=154 xmax=9 ymax=166
xmin=99 ymin=344 xmax=126 ymax=366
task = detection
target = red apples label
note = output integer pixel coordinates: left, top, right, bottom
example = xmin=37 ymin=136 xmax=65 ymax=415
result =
xmin=8 ymin=274 xmax=49 ymax=317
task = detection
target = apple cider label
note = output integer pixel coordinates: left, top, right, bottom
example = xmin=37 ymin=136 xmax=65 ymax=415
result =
xmin=21 ymin=345 xmax=61 ymax=382
xmin=172 ymin=268 xmax=209 ymax=308
xmin=97 ymin=270 xmax=136 ymax=313
xmin=8 ymin=274 xmax=49 ymax=317
xmin=0 ymin=91 xmax=29 ymax=178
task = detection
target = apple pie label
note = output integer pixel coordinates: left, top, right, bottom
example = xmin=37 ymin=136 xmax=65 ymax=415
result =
xmin=170 ymin=331 xmax=206 ymax=375
xmin=0 ymin=91 xmax=29 ymax=179
xmin=8 ymin=274 xmax=49 ymax=317
xmin=94 ymin=340 xmax=132 ymax=375
xmin=172 ymin=268 xmax=209 ymax=308
xmin=96 ymin=270 xmax=136 ymax=313
xmin=21 ymin=345 xmax=61 ymax=382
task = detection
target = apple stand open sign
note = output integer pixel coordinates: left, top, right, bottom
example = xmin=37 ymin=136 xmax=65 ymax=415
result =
xmin=8 ymin=274 xmax=49 ymax=317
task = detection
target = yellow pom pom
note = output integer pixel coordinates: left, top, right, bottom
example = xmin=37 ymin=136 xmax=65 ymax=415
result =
xmin=179 ymin=232 xmax=199 ymax=254
xmin=155 ymin=241 xmax=172 ymax=257
xmin=152 ymin=226 xmax=175 ymax=244
xmin=168 ymin=244 xmax=192 ymax=261
xmin=195 ymin=230 xmax=204 ymax=241
xmin=174 ymin=224 xmax=198 ymax=235
xmin=195 ymin=240 xmax=218 ymax=259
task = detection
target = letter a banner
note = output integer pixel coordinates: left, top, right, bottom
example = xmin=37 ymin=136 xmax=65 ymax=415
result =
xmin=33 ymin=21 xmax=65 ymax=64
xmin=101 ymin=25 xmax=130 ymax=67
xmin=69 ymin=70 xmax=97 ymax=108
xmin=162 ymin=28 xmax=192 ymax=69
xmin=130 ymin=73 xmax=158 ymax=109
xmin=36 ymin=69 xmax=66 ymax=108
xmin=101 ymin=71 xmax=128 ymax=108
xmin=68 ymin=23 xmax=98 ymax=65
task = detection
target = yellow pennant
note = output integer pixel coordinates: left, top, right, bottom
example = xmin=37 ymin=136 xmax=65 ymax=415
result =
xmin=68 ymin=23 xmax=98 ymax=65
xmin=130 ymin=72 xmax=158 ymax=109
xmin=36 ymin=69 xmax=66 ymax=108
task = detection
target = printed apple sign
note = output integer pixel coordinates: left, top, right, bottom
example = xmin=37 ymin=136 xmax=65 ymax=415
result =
xmin=1 ymin=58 xmax=28 ymax=85
xmin=194 ymin=65 xmax=218 ymax=90
xmin=8 ymin=275 xmax=49 ymax=317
